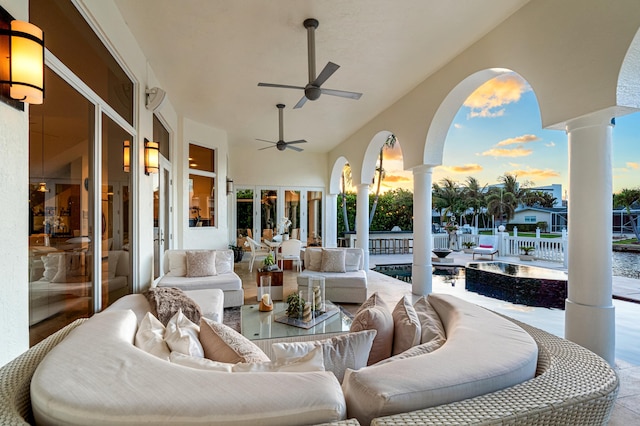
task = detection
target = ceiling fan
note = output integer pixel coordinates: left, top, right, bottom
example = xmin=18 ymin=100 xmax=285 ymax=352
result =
xmin=258 ymin=18 xmax=362 ymax=109
xmin=257 ymin=104 xmax=307 ymax=152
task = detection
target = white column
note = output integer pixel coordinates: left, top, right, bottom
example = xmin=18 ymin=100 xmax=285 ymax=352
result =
xmin=565 ymin=114 xmax=615 ymax=365
xmin=412 ymin=165 xmax=433 ymax=295
xmin=325 ymin=194 xmax=338 ymax=248
xmin=355 ymin=184 xmax=370 ymax=270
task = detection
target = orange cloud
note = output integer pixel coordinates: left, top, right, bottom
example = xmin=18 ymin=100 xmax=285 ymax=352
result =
xmin=439 ymin=164 xmax=483 ymax=174
xmin=496 ymin=134 xmax=539 ymax=146
xmin=627 ymin=162 xmax=639 ymax=170
xmin=508 ymin=168 xmax=560 ymax=179
xmin=480 ymin=147 xmax=533 ymax=157
xmin=464 ymin=74 xmax=529 ymax=118
xmin=383 ymin=174 xmax=412 ymax=183
xmin=383 ymin=143 xmax=404 ymax=161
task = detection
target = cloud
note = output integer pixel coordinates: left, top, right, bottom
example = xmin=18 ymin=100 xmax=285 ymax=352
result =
xmin=464 ymin=74 xmax=530 ymax=119
xmin=439 ymin=164 xmax=483 ymax=174
xmin=627 ymin=162 xmax=639 ymax=170
xmin=453 ymin=123 xmax=463 ymax=129
xmin=496 ymin=134 xmax=539 ymax=146
xmin=480 ymin=147 xmax=533 ymax=157
xmin=508 ymin=167 xmax=560 ymax=179
xmin=545 ymin=141 xmax=556 ymax=147
xmin=382 ymin=174 xmax=412 ymax=183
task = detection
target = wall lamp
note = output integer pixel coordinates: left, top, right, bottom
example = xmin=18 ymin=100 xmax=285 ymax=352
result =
xmin=226 ymin=178 xmax=234 ymax=195
xmin=0 ymin=6 xmax=44 ymax=107
xmin=144 ymin=138 xmax=159 ymax=175
xmin=123 ymin=140 xmax=130 ymax=172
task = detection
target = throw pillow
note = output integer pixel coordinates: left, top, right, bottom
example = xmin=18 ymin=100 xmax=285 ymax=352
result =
xmin=169 ymin=352 xmax=234 ymax=372
xmin=144 ymin=287 xmax=202 ymax=326
xmin=320 ymin=249 xmax=346 ymax=273
xmin=199 ymin=317 xmax=270 ymax=364
xmin=414 ymin=296 xmax=447 ymax=345
xmin=51 ymin=252 xmax=87 ymax=283
xmin=271 ymin=329 xmax=376 ymax=382
xmin=350 ymin=292 xmax=394 ymax=365
xmin=215 ymin=250 xmax=233 ymax=275
xmin=164 ymin=308 xmax=204 ymax=358
xmin=186 ymin=250 xmax=217 ymax=277
xmin=391 ymin=295 xmax=421 ymax=355
xmin=306 ymin=248 xmax=323 ymax=271
xmin=232 ymin=346 xmax=325 ymax=373
xmin=479 ymin=244 xmax=492 ymax=248
xmin=166 ymin=250 xmax=187 ymax=277
xmin=106 ymin=251 xmax=121 ymax=279
xmin=374 ymin=337 xmax=446 ymax=365
xmin=41 ymin=253 xmax=62 ymax=281
xmin=134 ymin=312 xmax=171 ymax=360
xmin=345 ymin=250 xmax=362 ymax=272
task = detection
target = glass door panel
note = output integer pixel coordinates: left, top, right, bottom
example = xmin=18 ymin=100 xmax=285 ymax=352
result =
xmin=101 ymin=114 xmax=132 ymax=307
xmin=307 ymin=191 xmax=323 ymax=246
xmin=154 ymin=158 xmax=171 ymax=279
xmin=236 ymin=188 xmax=254 ymax=248
xmin=284 ymin=190 xmax=301 ymax=239
xmin=260 ymin=189 xmax=278 ymax=242
xmin=28 ymin=69 xmax=94 ymax=345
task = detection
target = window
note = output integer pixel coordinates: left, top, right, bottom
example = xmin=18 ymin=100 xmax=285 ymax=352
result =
xmin=188 ymin=144 xmax=216 ymax=227
xmin=524 ymin=215 xmax=536 ymax=223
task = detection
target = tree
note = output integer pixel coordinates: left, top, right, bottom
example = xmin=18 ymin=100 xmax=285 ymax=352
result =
xmin=340 ymin=164 xmax=353 ymax=233
xmin=614 ymin=187 xmax=640 ymax=241
xmin=369 ymin=134 xmax=397 ymax=227
xmin=433 ymin=177 xmax=465 ymax=224
xmin=486 ymin=188 xmax=517 ymax=226
xmin=462 ymin=176 xmax=487 ymax=229
xmin=522 ymin=190 xmax=557 ymax=208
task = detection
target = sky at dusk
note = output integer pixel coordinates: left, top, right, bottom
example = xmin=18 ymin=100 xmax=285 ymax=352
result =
xmin=377 ymin=73 xmax=639 ymax=198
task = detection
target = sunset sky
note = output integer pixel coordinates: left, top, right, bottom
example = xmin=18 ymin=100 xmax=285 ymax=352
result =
xmin=376 ymin=73 xmax=640 ymax=198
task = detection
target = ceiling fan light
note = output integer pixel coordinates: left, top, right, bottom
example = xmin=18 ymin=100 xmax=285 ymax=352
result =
xmin=36 ymin=182 xmax=48 ymax=192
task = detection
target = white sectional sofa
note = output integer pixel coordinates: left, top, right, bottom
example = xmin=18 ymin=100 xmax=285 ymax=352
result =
xmin=157 ymin=249 xmax=244 ymax=307
xmin=297 ymin=248 xmax=367 ymax=304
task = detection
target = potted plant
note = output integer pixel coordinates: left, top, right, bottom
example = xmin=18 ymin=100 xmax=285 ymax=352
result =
xmin=462 ymin=241 xmax=476 ymax=254
xmin=260 ymin=252 xmax=278 ymax=271
xmin=285 ymin=292 xmax=306 ymax=319
xmin=519 ymin=246 xmax=535 ymax=261
xmin=228 ymin=244 xmax=244 ymax=263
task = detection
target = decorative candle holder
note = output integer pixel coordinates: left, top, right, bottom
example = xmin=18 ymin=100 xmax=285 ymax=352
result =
xmin=258 ymin=275 xmax=273 ymax=311
xmin=307 ymin=276 xmax=326 ymax=316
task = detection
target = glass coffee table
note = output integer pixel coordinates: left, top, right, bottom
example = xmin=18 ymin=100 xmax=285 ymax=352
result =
xmin=240 ymin=301 xmax=353 ymax=359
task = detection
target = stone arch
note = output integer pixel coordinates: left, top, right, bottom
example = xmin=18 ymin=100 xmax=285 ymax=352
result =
xmin=360 ymin=130 xmax=395 ymax=185
xmin=329 ymin=156 xmax=350 ymax=195
xmin=618 ymin=27 xmax=640 ymax=111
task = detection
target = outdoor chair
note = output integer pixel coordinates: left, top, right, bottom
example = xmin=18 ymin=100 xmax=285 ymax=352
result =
xmin=245 ymin=236 xmax=269 ymax=272
xmin=278 ymin=238 xmax=302 ymax=272
xmin=472 ymin=235 xmax=499 ymax=260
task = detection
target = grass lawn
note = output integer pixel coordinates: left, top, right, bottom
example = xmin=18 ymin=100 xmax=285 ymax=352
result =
xmin=614 ymin=238 xmax=639 ymax=244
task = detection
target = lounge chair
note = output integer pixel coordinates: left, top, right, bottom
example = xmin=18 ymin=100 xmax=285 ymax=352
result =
xmin=472 ymin=235 xmax=499 ymax=260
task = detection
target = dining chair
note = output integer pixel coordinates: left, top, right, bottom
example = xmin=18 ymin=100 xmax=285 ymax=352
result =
xmin=278 ymin=238 xmax=303 ymax=272
xmin=245 ymin=236 xmax=269 ymax=272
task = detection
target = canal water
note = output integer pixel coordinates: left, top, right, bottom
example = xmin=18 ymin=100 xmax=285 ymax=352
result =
xmin=612 ymin=251 xmax=640 ymax=279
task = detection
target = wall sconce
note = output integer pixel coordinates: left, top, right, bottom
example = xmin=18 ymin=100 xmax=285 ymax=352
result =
xmin=123 ymin=140 xmax=130 ymax=172
xmin=226 ymin=178 xmax=234 ymax=195
xmin=0 ymin=6 xmax=44 ymax=107
xmin=144 ymin=139 xmax=159 ymax=175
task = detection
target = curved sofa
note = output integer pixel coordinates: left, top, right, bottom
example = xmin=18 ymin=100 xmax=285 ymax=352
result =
xmin=0 ymin=297 xmax=619 ymax=425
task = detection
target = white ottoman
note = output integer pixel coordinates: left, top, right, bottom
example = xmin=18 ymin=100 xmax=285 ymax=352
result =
xmin=184 ymin=288 xmax=225 ymax=323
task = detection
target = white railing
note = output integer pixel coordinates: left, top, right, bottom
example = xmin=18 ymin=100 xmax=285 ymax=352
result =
xmin=503 ymin=235 xmax=565 ymax=262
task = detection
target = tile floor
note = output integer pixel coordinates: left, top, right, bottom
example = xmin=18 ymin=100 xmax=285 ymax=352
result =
xmin=235 ymin=252 xmax=640 ymax=424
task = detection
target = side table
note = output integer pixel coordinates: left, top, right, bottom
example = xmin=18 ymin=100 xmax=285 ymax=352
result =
xmin=256 ymin=269 xmax=284 ymax=301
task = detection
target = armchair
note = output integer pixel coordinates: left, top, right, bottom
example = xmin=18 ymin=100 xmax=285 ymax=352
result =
xmin=245 ymin=236 xmax=269 ymax=272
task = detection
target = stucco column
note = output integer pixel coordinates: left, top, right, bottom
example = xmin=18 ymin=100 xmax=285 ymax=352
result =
xmin=356 ymin=184 xmax=370 ymax=270
xmin=325 ymin=193 xmax=338 ymax=248
xmin=412 ymin=165 xmax=433 ymax=295
xmin=565 ymin=114 xmax=615 ymax=365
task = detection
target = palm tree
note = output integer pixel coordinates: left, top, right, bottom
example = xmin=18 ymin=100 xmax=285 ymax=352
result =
xmin=462 ymin=176 xmax=487 ymax=229
xmin=433 ymin=177 xmax=465 ymax=224
xmin=486 ymin=188 xmax=517 ymax=226
xmin=340 ymin=164 xmax=353 ymax=233
xmin=499 ymin=173 xmax=531 ymax=206
xmin=614 ymin=187 xmax=640 ymax=241
xmin=369 ymin=134 xmax=397 ymax=226
xmin=522 ymin=190 xmax=557 ymax=208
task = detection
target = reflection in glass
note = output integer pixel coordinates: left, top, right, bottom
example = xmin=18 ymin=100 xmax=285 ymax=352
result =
xmin=307 ymin=191 xmax=323 ymax=246
xmin=261 ymin=190 xmax=278 ymax=241
xmin=189 ymin=175 xmax=215 ymax=227
xmin=236 ymin=189 xmax=254 ymax=248
xmin=284 ymin=190 xmax=301 ymax=239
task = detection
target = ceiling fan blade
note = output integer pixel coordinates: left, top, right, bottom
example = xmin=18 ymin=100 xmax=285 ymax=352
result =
xmin=256 ymin=139 xmax=277 ymax=144
xmin=258 ymin=145 xmax=276 ymax=151
xmin=286 ymin=145 xmax=304 ymax=152
xmin=258 ymin=83 xmax=305 ymax=90
xmin=285 ymin=140 xmax=307 ymax=145
xmin=320 ymin=87 xmax=362 ymax=100
xmin=293 ymin=95 xmax=308 ymax=109
xmin=313 ymin=62 xmax=339 ymax=87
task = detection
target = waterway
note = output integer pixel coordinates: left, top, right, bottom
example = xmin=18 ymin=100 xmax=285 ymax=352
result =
xmin=612 ymin=251 xmax=640 ymax=279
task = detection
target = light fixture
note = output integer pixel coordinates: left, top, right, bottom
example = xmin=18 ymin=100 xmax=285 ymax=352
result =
xmin=123 ymin=140 xmax=130 ymax=172
xmin=145 ymin=87 xmax=166 ymax=112
xmin=226 ymin=178 xmax=234 ymax=195
xmin=144 ymin=138 xmax=159 ymax=175
xmin=0 ymin=6 xmax=44 ymax=106
xmin=36 ymin=182 xmax=47 ymax=193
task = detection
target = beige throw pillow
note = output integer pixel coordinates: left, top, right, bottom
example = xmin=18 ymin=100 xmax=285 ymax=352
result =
xmin=214 ymin=250 xmax=233 ymax=275
xmin=164 ymin=309 xmax=204 ymax=358
xmin=391 ymin=295 xmax=421 ymax=355
xmin=306 ymin=248 xmax=323 ymax=271
xmin=414 ymin=296 xmax=446 ymax=345
xmin=271 ymin=329 xmax=376 ymax=382
xmin=232 ymin=346 xmax=325 ymax=373
xmin=199 ymin=317 xmax=270 ymax=364
xmin=186 ymin=250 xmax=217 ymax=277
xmin=166 ymin=251 xmax=187 ymax=277
xmin=134 ymin=312 xmax=171 ymax=361
xmin=350 ymin=292 xmax=394 ymax=365
xmin=320 ymin=249 xmax=346 ymax=273
xmin=345 ymin=250 xmax=362 ymax=272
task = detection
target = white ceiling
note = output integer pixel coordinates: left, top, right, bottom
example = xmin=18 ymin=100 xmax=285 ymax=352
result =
xmin=113 ymin=0 xmax=529 ymax=153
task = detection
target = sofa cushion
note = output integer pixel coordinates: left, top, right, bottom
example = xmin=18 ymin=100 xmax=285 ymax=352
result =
xmin=199 ymin=318 xmax=270 ymax=364
xmin=306 ymin=247 xmax=323 ymax=271
xmin=157 ymin=273 xmax=243 ymax=292
xmin=186 ymin=250 xmax=217 ymax=277
xmin=106 ymin=251 xmax=120 ymax=278
xmin=414 ymin=296 xmax=446 ymax=345
xmin=169 ymin=352 xmax=234 ymax=372
xmin=214 ymin=249 xmax=233 ymax=275
xmin=321 ymin=249 xmax=346 ymax=273
xmin=232 ymin=346 xmax=325 ymax=373
xmin=392 ymin=295 xmax=421 ymax=355
xmin=345 ymin=250 xmax=362 ymax=272
xmin=271 ymin=330 xmax=376 ymax=382
xmin=41 ymin=253 xmax=61 ymax=281
xmin=51 ymin=252 xmax=87 ymax=283
xmin=144 ymin=287 xmax=202 ymax=326
xmin=350 ymin=293 xmax=394 ymax=365
xmin=134 ymin=312 xmax=171 ymax=360
xmin=164 ymin=309 xmax=204 ymax=358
